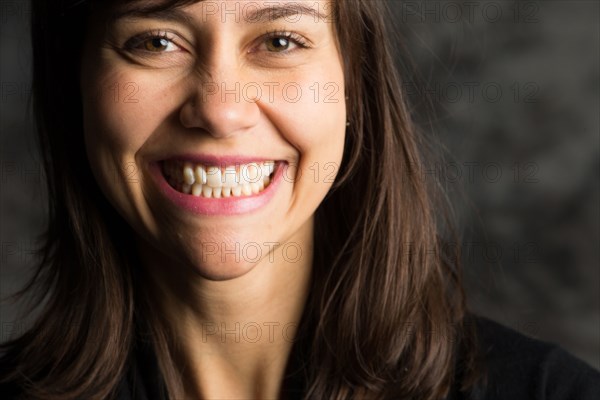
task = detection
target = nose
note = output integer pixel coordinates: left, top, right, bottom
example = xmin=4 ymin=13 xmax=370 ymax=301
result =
xmin=179 ymin=63 xmax=261 ymax=139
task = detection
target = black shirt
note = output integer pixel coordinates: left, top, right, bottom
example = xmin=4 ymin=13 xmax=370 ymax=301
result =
xmin=444 ymin=315 xmax=600 ymax=400
xmin=2 ymin=315 xmax=600 ymax=399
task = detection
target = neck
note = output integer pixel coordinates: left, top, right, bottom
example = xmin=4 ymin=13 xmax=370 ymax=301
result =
xmin=137 ymin=219 xmax=314 ymax=399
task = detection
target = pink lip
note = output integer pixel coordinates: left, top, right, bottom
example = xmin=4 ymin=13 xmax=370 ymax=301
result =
xmin=160 ymin=153 xmax=278 ymax=168
xmin=148 ymin=160 xmax=286 ymax=216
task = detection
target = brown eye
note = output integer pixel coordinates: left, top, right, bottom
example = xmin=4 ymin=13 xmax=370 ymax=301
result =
xmin=125 ymin=31 xmax=181 ymax=53
xmin=144 ymin=37 xmax=171 ymax=52
xmin=257 ymin=31 xmax=309 ymax=54
xmin=266 ymin=37 xmax=291 ymax=52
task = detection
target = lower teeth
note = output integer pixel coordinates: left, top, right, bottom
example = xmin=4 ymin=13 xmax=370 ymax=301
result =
xmin=167 ymin=175 xmax=273 ymax=198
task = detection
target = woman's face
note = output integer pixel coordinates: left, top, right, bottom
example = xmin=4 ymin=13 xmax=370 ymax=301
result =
xmin=80 ymin=0 xmax=346 ymax=280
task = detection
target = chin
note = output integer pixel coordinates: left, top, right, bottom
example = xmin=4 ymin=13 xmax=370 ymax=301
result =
xmin=186 ymin=254 xmax=257 ymax=281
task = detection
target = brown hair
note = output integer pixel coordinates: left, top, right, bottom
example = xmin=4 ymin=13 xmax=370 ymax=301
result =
xmin=1 ymin=0 xmax=484 ymax=398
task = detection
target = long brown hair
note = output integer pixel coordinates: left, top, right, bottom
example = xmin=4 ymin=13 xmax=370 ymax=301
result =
xmin=1 ymin=0 xmax=484 ymax=398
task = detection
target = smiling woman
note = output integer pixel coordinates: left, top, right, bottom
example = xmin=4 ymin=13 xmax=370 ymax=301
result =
xmin=0 ymin=0 xmax=599 ymax=400
xmin=80 ymin=0 xmax=346 ymax=285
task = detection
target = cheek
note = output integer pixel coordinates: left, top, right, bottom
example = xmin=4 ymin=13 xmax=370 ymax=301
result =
xmin=271 ymin=75 xmax=347 ymax=169
xmin=80 ymin=67 xmax=184 ymax=235
xmin=259 ymin=62 xmax=346 ymax=142
xmin=259 ymin=70 xmax=346 ymax=210
xmin=82 ymin=73 xmax=160 ymax=156
xmin=81 ymin=69 xmax=180 ymax=184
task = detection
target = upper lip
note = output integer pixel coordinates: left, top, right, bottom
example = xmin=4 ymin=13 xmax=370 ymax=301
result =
xmin=159 ymin=153 xmax=284 ymax=167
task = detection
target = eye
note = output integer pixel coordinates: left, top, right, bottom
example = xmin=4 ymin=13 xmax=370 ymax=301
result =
xmin=124 ymin=30 xmax=181 ymax=53
xmin=143 ymin=37 xmax=176 ymax=52
xmin=266 ymin=37 xmax=292 ymax=52
xmin=258 ymin=30 xmax=310 ymax=53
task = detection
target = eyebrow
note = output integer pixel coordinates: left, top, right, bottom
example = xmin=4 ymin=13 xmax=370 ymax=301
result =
xmin=110 ymin=4 xmax=195 ymax=24
xmin=245 ymin=3 xmax=330 ymax=23
xmin=110 ymin=2 xmax=330 ymax=25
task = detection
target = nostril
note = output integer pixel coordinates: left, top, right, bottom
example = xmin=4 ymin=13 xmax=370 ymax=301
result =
xmin=179 ymin=85 xmax=262 ymax=137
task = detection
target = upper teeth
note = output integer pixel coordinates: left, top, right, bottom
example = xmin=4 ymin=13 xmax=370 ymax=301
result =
xmin=164 ymin=160 xmax=276 ymax=193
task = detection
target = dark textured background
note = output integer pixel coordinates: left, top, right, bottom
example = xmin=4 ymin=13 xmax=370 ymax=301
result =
xmin=1 ymin=0 xmax=599 ymax=370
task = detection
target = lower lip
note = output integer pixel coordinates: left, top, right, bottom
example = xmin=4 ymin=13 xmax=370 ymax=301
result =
xmin=148 ymin=161 xmax=285 ymax=216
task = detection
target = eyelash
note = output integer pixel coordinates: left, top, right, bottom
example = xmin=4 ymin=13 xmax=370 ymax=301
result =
xmin=124 ymin=30 xmax=178 ymax=52
xmin=260 ymin=29 xmax=310 ymax=52
xmin=123 ymin=29 xmax=310 ymax=54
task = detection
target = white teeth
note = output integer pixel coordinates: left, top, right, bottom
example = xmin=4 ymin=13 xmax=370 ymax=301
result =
xmin=237 ymin=173 xmax=247 ymax=186
xmin=183 ymin=163 xmax=195 ymax=185
xmin=262 ymin=161 xmax=275 ymax=177
xmin=242 ymin=183 xmax=252 ymax=196
xmin=192 ymin=183 xmax=202 ymax=196
xmin=242 ymin=163 xmax=261 ymax=183
xmin=195 ymin=166 xmax=207 ymax=185
xmin=206 ymin=166 xmax=222 ymax=187
xmin=223 ymin=166 xmax=238 ymax=187
xmin=165 ymin=160 xmax=278 ymax=198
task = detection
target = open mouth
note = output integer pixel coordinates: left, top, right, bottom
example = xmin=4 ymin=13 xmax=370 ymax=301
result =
xmin=161 ymin=160 xmax=278 ymax=199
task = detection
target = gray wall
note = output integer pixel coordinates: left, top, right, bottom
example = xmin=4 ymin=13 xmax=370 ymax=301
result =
xmin=393 ymin=0 xmax=599 ymax=369
xmin=1 ymin=0 xmax=598 ymax=370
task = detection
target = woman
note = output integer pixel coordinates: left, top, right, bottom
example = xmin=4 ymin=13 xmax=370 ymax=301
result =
xmin=1 ymin=0 xmax=598 ymax=399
